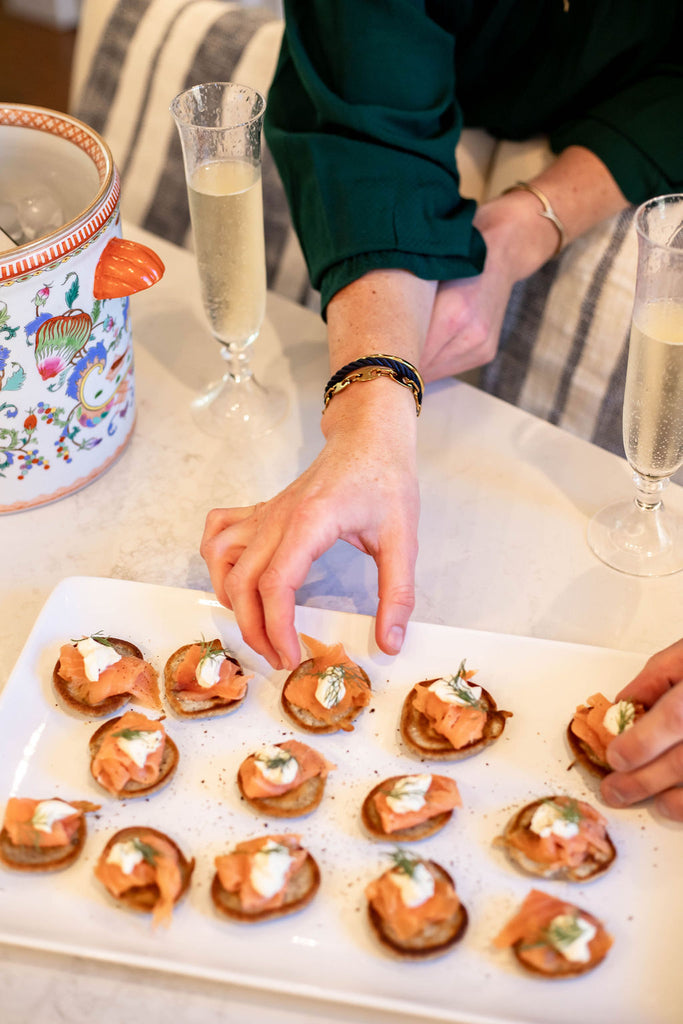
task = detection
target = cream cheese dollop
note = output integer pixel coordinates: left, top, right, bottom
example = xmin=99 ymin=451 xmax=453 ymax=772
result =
xmin=31 ymin=799 xmax=76 ymax=834
xmin=250 ymin=840 xmax=292 ymax=898
xmin=529 ymin=801 xmax=580 ymax=840
xmin=196 ymin=650 xmax=224 ymax=689
xmin=390 ymin=861 xmax=435 ymax=908
xmin=114 ymin=728 xmax=163 ymax=767
xmin=385 ymin=775 xmax=432 ymax=815
xmin=546 ymin=913 xmax=597 ymax=963
xmin=253 ymin=745 xmax=298 ymax=786
xmin=106 ymin=839 xmax=144 ymax=875
xmin=603 ymin=700 xmax=636 ymax=736
xmin=429 ymin=674 xmax=482 ymax=707
xmin=315 ymin=665 xmax=345 ymax=708
xmin=76 ymin=637 xmax=121 ymax=682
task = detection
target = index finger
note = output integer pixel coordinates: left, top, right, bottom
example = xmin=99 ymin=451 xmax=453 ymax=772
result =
xmin=616 ymin=637 xmax=683 ymax=705
xmin=258 ymin=518 xmax=342 ymax=671
xmin=607 ymin=682 xmax=683 ymax=772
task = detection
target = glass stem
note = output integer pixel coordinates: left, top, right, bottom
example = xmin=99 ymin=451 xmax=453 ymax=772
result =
xmin=633 ymin=470 xmax=668 ymax=512
xmin=219 ymin=344 xmax=253 ymax=384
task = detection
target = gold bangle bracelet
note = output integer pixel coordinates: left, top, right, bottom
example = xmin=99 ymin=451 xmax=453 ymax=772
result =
xmin=323 ymin=358 xmax=423 ymax=415
xmin=502 ymin=180 xmax=566 ymax=257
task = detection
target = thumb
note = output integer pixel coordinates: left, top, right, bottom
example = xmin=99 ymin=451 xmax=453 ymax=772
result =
xmin=374 ymin=541 xmax=417 ymax=656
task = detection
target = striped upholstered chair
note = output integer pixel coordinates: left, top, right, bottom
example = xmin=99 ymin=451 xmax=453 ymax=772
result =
xmin=70 ymin=0 xmax=638 ymax=459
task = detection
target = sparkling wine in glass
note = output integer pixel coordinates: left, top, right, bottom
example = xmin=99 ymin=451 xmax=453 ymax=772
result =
xmin=588 ymin=193 xmax=683 ymax=575
xmin=171 ymin=82 xmax=287 ymax=438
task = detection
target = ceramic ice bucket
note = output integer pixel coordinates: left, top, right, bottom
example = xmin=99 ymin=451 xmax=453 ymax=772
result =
xmin=0 ymin=104 xmax=164 ymax=514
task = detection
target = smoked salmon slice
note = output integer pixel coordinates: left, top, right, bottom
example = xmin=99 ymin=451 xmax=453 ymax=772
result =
xmin=238 ymin=740 xmax=334 ymax=799
xmin=493 ymin=888 xmax=613 ymax=975
xmin=504 ymin=797 xmax=613 ymax=870
xmin=282 ymin=635 xmax=371 ymax=731
xmin=171 ymin=643 xmax=249 ymax=701
xmin=90 ymin=710 xmax=167 ymax=796
xmin=365 ymin=855 xmax=461 ymax=943
xmin=214 ymin=834 xmax=308 ymax=913
xmin=58 ymin=642 xmax=161 ymax=710
xmin=3 ymin=797 xmax=98 ymax=848
xmin=413 ymin=684 xmax=488 ymax=748
xmin=569 ymin=693 xmax=643 ymax=767
xmin=95 ymin=829 xmax=188 ymax=927
xmin=372 ymin=775 xmax=461 ymax=834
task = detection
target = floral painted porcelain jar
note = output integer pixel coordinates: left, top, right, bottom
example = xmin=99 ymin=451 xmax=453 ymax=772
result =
xmin=0 ymin=104 xmax=164 ymax=514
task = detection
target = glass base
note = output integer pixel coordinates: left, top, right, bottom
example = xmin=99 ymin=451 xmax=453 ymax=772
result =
xmin=191 ymin=371 xmax=288 ymax=440
xmin=587 ymin=496 xmax=683 ymax=576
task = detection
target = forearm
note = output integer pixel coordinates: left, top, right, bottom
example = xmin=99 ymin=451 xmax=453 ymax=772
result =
xmin=321 ymin=269 xmax=436 ymax=443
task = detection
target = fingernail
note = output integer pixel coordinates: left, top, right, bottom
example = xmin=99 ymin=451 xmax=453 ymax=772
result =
xmin=607 ymin=748 xmax=629 ymax=772
xmin=606 ymin=782 xmax=626 ymax=806
xmin=387 ymin=626 xmax=405 ymax=653
xmin=601 ymin=779 xmax=627 ymax=807
xmin=276 ymin=650 xmax=293 ymax=672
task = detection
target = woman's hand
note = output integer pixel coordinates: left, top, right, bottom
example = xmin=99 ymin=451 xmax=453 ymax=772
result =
xmin=601 ymin=639 xmax=683 ymax=821
xmin=200 ymin=380 xmax=419 ymax=672
xmin=420 ymin=189 xmax=557 ymax=382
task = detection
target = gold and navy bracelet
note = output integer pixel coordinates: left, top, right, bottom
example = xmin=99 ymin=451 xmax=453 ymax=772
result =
xmin=323 ymin=354 xmax=424 ymax=416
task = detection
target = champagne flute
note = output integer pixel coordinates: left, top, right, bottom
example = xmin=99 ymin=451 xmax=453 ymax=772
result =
xmin=588 ymin=193 xmax=683 ymax=575
xmin=171 ymin=82 xmax=287 ymax=438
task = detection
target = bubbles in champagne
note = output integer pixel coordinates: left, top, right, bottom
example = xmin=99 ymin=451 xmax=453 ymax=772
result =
xmin=623 ymin=300 xmax=683 ymax=478
xmin=187 ymin=160 xmax=266 ymax=348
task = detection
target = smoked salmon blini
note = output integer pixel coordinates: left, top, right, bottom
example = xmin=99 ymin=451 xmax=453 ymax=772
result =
xmin=496 ymin=796 xmax=616 ymax=882
xmin=281 ymin=635 xmax=372 ymax=734
xmin=237 ymin=739 xmax=335 ymax=818
xmin=54 ymin=634 xmax=161 ymax=718
xmin=400 ymin=660 xmax=511 ymax=761
xmin=361 ymin=774 xmax=462 ymax=841
xmin=212 ymin=834 xmax=320 ymax=922
xmin=568 ymin=692 xmax=645 ymax=777
xmin=493 ymin=888 xmax=613 ymax=977
xmin=89 ymin=710 xmax=179 ymax=799
xmin=365 ymin=849 xmax=468 ymax=958
xmin=94 ymin=826 xmax=194 ymax=927
xmin=0 ymin=796 xmax=100 ymax=872
xmin=164 ymin=639 xmax=251 ymax=719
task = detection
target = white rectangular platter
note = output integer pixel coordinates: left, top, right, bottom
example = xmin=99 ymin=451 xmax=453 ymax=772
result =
xmin=0 ymin=576 xmax=680 ymax=1024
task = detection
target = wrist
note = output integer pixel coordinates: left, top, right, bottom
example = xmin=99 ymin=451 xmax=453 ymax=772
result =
xmin=321 ymin=375 xmax=418 ymax=447
xmin=475 ymin=192 xmax=561 ymax=281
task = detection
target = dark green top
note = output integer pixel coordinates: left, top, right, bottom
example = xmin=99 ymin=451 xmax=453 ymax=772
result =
xmin=265 ymin=0 xmax=683 ymax=312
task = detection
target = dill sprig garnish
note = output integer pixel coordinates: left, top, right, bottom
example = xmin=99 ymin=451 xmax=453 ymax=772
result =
xmin=256 ymin=748 xmax=294 ymax=771
xmin=313 ymin=662 xmax=368 ymax=688
xmin=543 ymin=915 xmax=584 ymax=950
xmin=616 ymin=701 xmax=636 ymax=733
xmin=112 ymin=727 xmax=156 ymax=741
xmin=443 ymin=659 xmax=484 ymax=708
xmin=542 ymin=797 xmax=582 ymax=825
xmin=389 ymin=848 xmax=420 ymax=878
xmin=519 ymin=915 xmax=585 ymax=954
xmin=195 ymin=636 xmax=235 ymax=667
xmin=131 ymin=837 xmax=158 ymax=865
xmin=70 ymin=631 xmax=114 ymax=647
xmin=386 ymin=776 xmax=429 ymax=801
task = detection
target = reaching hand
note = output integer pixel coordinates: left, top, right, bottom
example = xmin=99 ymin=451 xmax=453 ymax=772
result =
xmin=200 ymin=383 xmax=419 ymax=671
xmin=601 ymin=639 xmax=683 ymax=821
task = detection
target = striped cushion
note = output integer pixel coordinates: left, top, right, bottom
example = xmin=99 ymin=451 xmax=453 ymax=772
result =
xmin=480 ymin=207 xmax=637 ymax=458
xmin=73 ymin=0 xmax=318 ymax=309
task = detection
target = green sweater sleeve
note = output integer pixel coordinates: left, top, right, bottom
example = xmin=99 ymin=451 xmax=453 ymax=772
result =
xmin=549 ymin=61 xmax=683 ymax=203
xmin=264 ymin=0 xmax=485 ymax=313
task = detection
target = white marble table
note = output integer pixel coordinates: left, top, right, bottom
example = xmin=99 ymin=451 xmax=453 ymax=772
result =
xmin=3 ymin=227 xmax=683 ymax=1024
